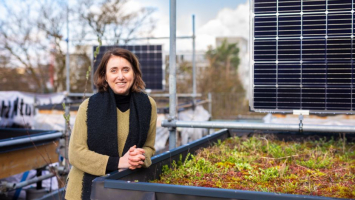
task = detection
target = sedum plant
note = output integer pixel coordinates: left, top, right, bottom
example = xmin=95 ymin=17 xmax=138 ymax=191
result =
xmin=152 ymin=135 xmax=355 ymax=198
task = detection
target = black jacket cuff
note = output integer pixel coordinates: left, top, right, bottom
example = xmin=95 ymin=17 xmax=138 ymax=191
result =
xmin=106 ymin=156 xmax=120 ymax=173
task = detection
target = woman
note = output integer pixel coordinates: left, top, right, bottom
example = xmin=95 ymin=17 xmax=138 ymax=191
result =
xmin=65 ymin=48 xmax=157 ymax=200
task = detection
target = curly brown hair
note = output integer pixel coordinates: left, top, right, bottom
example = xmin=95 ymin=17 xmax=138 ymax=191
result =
xmin=94 ymin=48 xmax=145 ymax=93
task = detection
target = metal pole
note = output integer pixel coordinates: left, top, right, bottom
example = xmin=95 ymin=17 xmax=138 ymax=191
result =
xmin=150 ymin=93 xmax=202 ymax=98
xmin=64 ymin=96 xmax=70 ymax=163
xmin=0 ymin=132 xmax=63 ymax=147
xmin=66 ymin=1 xmax=70 ymax=94
xmin=162 ymin=120 xmax=355 ymax=133
xmin=169 ymin=0 xmax=177 ymax=150
xmin=208 ymin=93 xmax=212 ymax=134
xmin=208 ymin=93 xmax=212 ymax=118
xmin=192 ymin=15 xmax=196 ymax=99
xmin=65 ymin=1 xmax=71 ymax=164
xmin=5 ymin=173 xmax=55 ymax=191
xmin=68 ymin=93 xmax=204 ymax=98
xmin=70 ymin=36 xmax=193 ymax=42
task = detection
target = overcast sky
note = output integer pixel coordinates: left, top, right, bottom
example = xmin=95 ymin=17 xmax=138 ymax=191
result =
xmin=129 ymin=0 xmax=249 ymax=51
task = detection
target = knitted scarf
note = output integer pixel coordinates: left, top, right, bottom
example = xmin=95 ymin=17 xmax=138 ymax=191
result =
xmin=81 ymin=88 xmax=151 ymax=200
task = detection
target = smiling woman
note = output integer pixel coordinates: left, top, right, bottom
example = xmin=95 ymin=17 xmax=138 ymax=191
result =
xmin=95 ymin=48 xmax=146 ymax=94
xmin=106 ymin=56 xmax=135 ymax=95
xmin=65 ymin=48 xmax=157 ymax=200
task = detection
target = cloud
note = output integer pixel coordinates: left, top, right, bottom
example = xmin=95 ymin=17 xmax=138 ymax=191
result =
xmin=120 ymin=0 xmax=250 ymax=52
xmin=196 ymin=1 xmax=249 ymax=50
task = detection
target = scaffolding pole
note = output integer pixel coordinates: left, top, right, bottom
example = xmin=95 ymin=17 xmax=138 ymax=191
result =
xmin=0 ymin=132 xmax=63 ymax=147
xmin=162 ymin=120 xmax=355 ymax=133
xmin=70 ymin=36 xmax=193 ymax=42
xmin=65 ymin=1 xmax=70 ymax=95
xmin=4 ymin=173 xmax=55 ymax=191
xmin=169 ymin=0 xmax=177 ymax=150
xmin=64 ymin=1 xmax=71 ymax=167
xmin=192 ymin=15 xmax=196 ymax=99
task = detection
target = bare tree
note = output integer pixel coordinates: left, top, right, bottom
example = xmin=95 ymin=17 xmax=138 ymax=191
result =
xmin=72 ymin=0 xmax=156 ymax=44
xmin=0 ymin=1 xmax=66 ymax=93
xmin=0 ymin=0 xmax=156 ymax=93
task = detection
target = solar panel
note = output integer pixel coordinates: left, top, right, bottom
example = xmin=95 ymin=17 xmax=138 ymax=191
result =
xmin=250 ymin=0 xmax=355 ymax=114
xmin=92 ymin=45 xmax=164 ymax=91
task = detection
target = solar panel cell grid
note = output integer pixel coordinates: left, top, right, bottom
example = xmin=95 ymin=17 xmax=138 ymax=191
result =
xmin=254 ymin=0 xmax=277 ymax=14
xmin=278 ymin=0 xmax=301 ymax=13
xmin=254 ymin=16 xmax=277 ymax=37
xmin=303 ymin=0 xmax=326 ymax=12
xmin=251 ymin=0 xmax=355 ymax=113
xmin=254 ymin=40 xmax=277 ymax=60
xmin=302 ymin=15 xmax=326 ymax=36
xmin=278 ymin=15 xmax=301 ymax=37
xmin=328 ymin=14 xmax=352 ymax=36
xmin=328 ymin=0 xmax=352 ymax=11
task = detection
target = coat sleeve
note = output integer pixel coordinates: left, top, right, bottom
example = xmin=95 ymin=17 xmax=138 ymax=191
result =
xmin=68 ymin=99 xmax=110 ymax=176
xmin=142 ymin=96 xmax=157 ymax=168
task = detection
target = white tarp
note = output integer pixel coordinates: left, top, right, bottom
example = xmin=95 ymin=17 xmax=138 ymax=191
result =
xmin=0 ymin=91 xmax=65 ymax=127
xmin=154 ymin=105 xmax=211 ymax=152
xmin=33 ymin=111 xmax=76 ymax=131
xmin=178 ymin=105 xmax=211 ymax=145
xmin=154 ymin=114 xmax=169 ymax=152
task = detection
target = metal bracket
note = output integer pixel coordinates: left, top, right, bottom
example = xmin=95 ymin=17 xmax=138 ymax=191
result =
xmin=165 ymin=118 xmax=176 ymax=131
xmin=167 ymin=116 xmax=174 ymax=122
xmin=293 ymin=110 xmax=308 ymax=133
xmin=168 ymin=127 xmax=176 ymax=131
xmin=299 ymin=114 xmax=303 ymax=133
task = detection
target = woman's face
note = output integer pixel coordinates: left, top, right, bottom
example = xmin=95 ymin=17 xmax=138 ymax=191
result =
xmin=105 ymin=56 xmax=135 ymax=95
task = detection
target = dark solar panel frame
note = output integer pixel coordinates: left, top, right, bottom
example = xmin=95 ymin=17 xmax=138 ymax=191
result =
xmin=92 ymin=45 xmax=164 ymax=91
xmin=250 ymin=0 xmax=355 ymax=114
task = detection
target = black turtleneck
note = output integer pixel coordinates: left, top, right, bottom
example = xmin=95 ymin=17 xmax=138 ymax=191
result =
xmin=114 ymin=93 xmax=131 ymax=112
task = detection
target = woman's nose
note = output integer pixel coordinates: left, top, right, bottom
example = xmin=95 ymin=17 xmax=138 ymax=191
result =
xmin=117 ymin=71 xmax=124 ymax=79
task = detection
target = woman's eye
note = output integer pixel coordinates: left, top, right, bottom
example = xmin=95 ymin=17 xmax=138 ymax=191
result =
xmin=111 ymin=69 xmax=117 ymax=72
xmin=123 ymin=68 xmax=129 ymax=72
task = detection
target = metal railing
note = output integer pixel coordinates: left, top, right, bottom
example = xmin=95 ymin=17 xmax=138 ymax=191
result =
xmin=0 ymin=132 xmax=63 ymax=148
xmin=162 ymin=120 xmax=355 ymax=133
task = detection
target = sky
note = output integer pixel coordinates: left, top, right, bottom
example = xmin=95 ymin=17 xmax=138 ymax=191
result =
xmin=128 ymin=0 xmax=249 ymax=51
xmin=1 ymin=0 xmax=249 ymax=52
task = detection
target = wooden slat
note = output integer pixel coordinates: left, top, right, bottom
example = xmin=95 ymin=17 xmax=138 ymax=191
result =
xmin=0 ymin=141 xmax=59 ymax=179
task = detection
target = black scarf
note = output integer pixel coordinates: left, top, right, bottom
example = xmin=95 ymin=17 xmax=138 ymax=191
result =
xmin=81 ymin=88 xmax=151 ymax=200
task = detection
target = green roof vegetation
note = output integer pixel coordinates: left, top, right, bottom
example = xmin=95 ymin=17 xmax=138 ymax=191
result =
xmin=152 ymin=135 xmax=355 ymax=198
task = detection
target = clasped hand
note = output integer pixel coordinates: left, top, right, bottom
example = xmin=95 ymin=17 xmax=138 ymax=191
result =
xmin=118 ymin=145 xmax=145 ymax=170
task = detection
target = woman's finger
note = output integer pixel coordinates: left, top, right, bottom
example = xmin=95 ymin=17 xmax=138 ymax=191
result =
xmin=129 ymin=154 xmax=145 ymax=161
xmin=129 ymin=145 xmax=136 ymax=152
xmin=136 ymin=148 xmax=145 ymax=154
xmin=129 ymin=160 xmax=140 ymax=166
xmin=129 ymin=156 xmax=142 ymax=162
xmin=129 ymin=151 xmax=138 ymax=156
xmin=129 ymin=148 xmax=144 ymax=156
xmin=128 ymin=157 xmax=139 ymax=162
